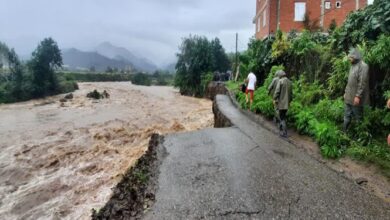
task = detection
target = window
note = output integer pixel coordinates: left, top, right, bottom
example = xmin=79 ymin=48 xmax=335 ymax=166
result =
xmin=325 ymin=2 xmax=331 ymax=9
xmin=294 ymin=2 xmax=306 ymax=21
xmin=336 ymin=1 xmax=342 ymax=8
xmin=257 ymin=17 xmax=261 ymax=32
xmin=263 ymin=10 xmax=266 ymax=27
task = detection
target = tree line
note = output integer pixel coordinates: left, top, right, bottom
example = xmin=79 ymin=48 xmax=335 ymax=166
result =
xmin=0 ymin=38 xmax=77 ymax=103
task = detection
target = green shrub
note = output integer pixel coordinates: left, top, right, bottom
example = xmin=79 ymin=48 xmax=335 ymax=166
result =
xmin=327 ymin=56 xmax=350 ymax=98
xmin=293 ymin=108 xmax=315 ymax=134
xmin=131 ymin=73 xmax=151 ymax=86
xmin=225 ymin=81 xmax=240 ymax=91
xmin=58 ymin=80 xmax=78 ymax=94
xmin=200 ymin=72 xmax=213 ymax=96
xmin=272 ymin=30 xmax=290 ymax=59
xmin=321 ymin=145 xmax=343 ymax=159
xmin=293 ymin=76 xmax=325 ymax=105
xmin=290 ymin=30 xmax=317 ymax=56
xmin=313 ymin=98 xmax=344 ymax=123
xmin=252 ymin=87 xmax=274 ymax=117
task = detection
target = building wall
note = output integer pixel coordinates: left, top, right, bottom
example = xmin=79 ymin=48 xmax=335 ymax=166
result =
xmin=322 ymin=0 xmax=367 ymax=29
xmin=254 ymin=0 xmax=268 ymax=39
xmin=254 ymin=0 xmax=367 ymax=39
xmin=278 ymin=0 xmax=322 ymax=32
xmin=268 ymin=0 xmax=278 ymax=36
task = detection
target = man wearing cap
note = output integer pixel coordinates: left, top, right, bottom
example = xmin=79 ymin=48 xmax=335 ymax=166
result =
xmin=273 ymin=70 xmax=293 ymax=137
xmin=343 ymin=48 xmax=370 ymax=131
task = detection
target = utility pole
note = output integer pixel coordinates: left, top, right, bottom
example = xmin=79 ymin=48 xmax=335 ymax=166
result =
xmin=234 ymin=33 xmax=239 ymax=81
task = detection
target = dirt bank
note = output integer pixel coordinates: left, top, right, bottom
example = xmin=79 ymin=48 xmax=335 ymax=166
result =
xmin=0 ymin=82 xmax=213 ymax=220
xmin=92 ymin=134 xmax=164 ymax=220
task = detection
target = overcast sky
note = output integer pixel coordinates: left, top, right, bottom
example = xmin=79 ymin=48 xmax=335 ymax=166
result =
xmin=0 ymin=0 xmax=255 ymax=67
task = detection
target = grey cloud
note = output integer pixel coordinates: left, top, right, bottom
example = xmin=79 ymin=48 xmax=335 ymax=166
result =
xmin=0 ymin=0 xmax=254 ymax=66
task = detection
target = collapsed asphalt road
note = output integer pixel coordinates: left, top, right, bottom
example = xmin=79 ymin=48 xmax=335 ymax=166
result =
xmin=142 ymin=95 xmax=389 ymax=219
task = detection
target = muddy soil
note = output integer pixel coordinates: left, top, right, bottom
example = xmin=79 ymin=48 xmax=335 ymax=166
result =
xmin=0 ymin=82 xmax=213 ymax=220
xmin=92 ymin=134 xmax=164 ymax=220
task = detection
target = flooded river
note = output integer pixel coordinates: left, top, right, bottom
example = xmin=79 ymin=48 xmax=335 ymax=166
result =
xmin=0 ymin=82 xmax=213 ymax=220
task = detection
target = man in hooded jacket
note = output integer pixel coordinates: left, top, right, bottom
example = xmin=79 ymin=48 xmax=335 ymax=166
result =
xmin=268 ymin=70 xmax=283 ymax=125
xmin=343 ymin=48 xmax=370 ymax=131
xmin=273 ymin=70 xmax=293 ymax=137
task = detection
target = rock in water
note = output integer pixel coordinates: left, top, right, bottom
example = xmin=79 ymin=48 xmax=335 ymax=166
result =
xmin=64 ymin=93 xmax=73 ymax=99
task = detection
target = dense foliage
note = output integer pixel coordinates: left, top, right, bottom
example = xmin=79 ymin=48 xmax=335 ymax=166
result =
xmin=58 ymin=72 xmax=133 ymax=82
xmin=239 ymin=37 xmax=274 ymax=84
xmin=174 ymin=36 xmax=230 ymax=97
xmin=231 ymin=1 xmax=390 ymax=177
xmin=131 ymin=73 xmax=152 ymax=86
xmin=0 ymin=38 xmax=77 ymax=103
xmin=59 ymin=70 xmax=174 ymax=86
xmin=29 ymin=38 xmax=63 ymax=97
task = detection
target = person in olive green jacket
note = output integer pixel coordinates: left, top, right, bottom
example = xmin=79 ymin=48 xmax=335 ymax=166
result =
xmin=343 ymin=48 xmax=370 ymax=131
xmin=268 ymin=70 xmax=283 ymax=125
xmin=268 ymin=70 xmax=283 ymax=96
xmin=273 ymin=70 xmax=293 ymax=137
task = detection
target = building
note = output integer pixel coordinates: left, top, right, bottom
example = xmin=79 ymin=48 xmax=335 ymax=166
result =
xmin=254 ymin=0 xmax=368 ymax=39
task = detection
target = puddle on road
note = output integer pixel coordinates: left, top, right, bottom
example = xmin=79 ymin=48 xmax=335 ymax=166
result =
xmin=0 ymin=82 xmax=213 ymax=220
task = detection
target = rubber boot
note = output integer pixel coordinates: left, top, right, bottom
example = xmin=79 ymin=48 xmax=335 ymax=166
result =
xmin=280 ymin=120 xmax=287 ymax=138
xmin=343 ymin=118 xmax=350 ymax=132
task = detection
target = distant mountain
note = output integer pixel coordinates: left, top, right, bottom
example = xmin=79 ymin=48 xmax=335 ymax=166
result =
xmin=95 ymin=42 xmax=158 ymax=73
xmin=62 ymin=48 xmax=133 ymax=71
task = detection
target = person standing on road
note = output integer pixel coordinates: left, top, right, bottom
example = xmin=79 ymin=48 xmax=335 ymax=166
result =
xmin=273 ymin=70 xmax=292 ymax=137
xmin=268 ymin=70 xmax=283 ymax=125
xmin=343 ymin=48 xmax=370 ymax=131
xmin=245 ymin=72 xmax=257 ymax=110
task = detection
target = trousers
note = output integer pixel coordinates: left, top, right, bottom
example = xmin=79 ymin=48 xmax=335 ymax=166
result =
xmin=343 ymin=103 xmax=363 ymax=131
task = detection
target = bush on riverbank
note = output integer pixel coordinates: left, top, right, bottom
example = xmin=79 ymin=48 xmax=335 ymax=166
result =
xmin=58 ymin=71 xmax=174 ymax=86
xmin=174 ymin=36 xmax=231 ymax=97
xmin=58 ymin=72 xmax=133 ymax=82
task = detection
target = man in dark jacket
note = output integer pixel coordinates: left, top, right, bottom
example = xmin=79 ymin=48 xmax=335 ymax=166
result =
xmin=273 ymin=70 xmax=293 ymax=137
xmin=343 ymin=48 xmax=370 ymax=131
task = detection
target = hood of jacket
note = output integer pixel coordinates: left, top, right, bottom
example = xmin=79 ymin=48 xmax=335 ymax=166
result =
xmin=348 ymin=48 xmax=362 ymax=62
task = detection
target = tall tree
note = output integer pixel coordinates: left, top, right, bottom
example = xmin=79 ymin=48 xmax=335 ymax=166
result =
xmin=29 ymin=38 xmax=62 ymax=97
xmin=174 ymin=35 xmax=213 ymax=96
xmin=0 ymin=41 xmax=24 ymax=99
xmin=210 ymin=38 xmax=231 ymax=72
xmin=8 ymin=49 xmax=23 ymax=98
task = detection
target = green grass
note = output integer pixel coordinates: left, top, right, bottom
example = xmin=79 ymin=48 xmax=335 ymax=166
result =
xmin=225 ymin=80 xmax=241 ymax=91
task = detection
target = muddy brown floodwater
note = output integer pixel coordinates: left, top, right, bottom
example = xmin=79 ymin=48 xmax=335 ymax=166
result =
xmin=0 ymin=82 xmax=213 ymax=220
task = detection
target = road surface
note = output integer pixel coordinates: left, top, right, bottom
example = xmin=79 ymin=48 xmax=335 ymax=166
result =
xmin=144 ymin=95 xmax=390 ymax=219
